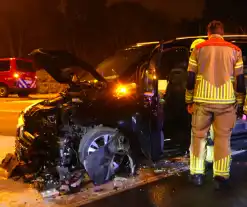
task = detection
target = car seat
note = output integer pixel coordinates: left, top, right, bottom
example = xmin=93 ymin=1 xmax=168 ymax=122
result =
xmin=163 ymin=68 xmax=191 ymax=152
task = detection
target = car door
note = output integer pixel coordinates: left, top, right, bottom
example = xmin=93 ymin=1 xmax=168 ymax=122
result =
xmin=132 ymin=45 xmax=190 ymax=161
xmin=155 ymin=46 xmax=191 ymax=152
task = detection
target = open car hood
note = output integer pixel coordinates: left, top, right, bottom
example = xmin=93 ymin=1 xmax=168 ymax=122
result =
xmin=29 ymin=49 xmax=106 ymax=83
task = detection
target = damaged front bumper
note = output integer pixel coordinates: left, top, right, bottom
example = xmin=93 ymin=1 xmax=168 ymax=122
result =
xmin=15 ymin=112 xmax=36 ymax=161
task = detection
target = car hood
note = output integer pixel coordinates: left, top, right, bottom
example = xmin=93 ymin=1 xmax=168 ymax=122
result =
xmin=29 ymin=49 xmax=106 ymax=84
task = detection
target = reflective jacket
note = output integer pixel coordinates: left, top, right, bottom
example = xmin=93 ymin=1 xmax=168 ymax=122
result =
xmin=186 ymin=34 xmax=245 ymax=104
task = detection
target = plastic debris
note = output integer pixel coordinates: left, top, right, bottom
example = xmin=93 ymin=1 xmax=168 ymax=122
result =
xmin=41 ymin=188 xmax=60 ymax=198
xmin=0 ymin=153 xmax=20 ymax=178
xmin=113 ymin=177 xmax=128 ymax=189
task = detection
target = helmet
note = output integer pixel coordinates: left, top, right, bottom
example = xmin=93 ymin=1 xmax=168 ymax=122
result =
xmin=190 ymin=38 xmax=205 ymax=52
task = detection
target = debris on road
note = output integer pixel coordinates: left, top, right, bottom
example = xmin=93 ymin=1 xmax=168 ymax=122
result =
xmin=153 ymin=158 xmax=189 ymax=176
xmin=113 ymin=177 xmax=128 ymax=189
xmin=41 ymin=188 xmax=60 ymax=198
xmin=0 ymin=153 xmax=20 ymax=178
xmin=0 ymin=153 xmax=190 ymax=206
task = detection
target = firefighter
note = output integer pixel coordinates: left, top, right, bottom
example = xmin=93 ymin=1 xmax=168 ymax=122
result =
xmin=186 ymin=20 xmax=245 ymax=189
xmin=189 ymin=38 xmax=214 ymax=164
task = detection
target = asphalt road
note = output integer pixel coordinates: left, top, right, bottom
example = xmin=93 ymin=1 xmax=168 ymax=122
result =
xmin=0 ymin=97 xmax=44 ymax=136
xmin=85 ymin=153 xmax=247 ymax=207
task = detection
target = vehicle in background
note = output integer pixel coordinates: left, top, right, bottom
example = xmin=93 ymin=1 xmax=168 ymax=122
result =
xmin=0 ymin=58 xmax=37 ymax=97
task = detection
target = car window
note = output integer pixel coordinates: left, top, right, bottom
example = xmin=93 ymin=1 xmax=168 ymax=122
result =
xmin=234 ymin=42 xmax=247 ymax=87
xmin=151 ymin=47 xmax=189 ymax=79
xmin=0 ymin=60 xmax=10 ymax=71
xmin=96 ymin=44 xmax=157 ymax=81
xmin=236 ymin=43 xmax=247 ymax=69
xmin=16 ymin=60 xmax=35 ymax=72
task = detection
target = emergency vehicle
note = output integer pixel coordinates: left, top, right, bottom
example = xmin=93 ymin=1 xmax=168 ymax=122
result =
xmin=0 ymin=58 xmax=37 ymax=97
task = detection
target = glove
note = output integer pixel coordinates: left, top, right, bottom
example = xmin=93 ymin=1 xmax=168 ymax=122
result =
xmin=187 ymin=103 xmax=194 ymax=114
xmin=237 ymin=104 xmax=244 ymax=118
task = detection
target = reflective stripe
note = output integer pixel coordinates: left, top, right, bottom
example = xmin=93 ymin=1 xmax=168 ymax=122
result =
xmin=17 ymin=79 xmax=36 ymax=89
xmin=235 ymin=60 xmax=243 ymax=66
xmin=30 ymin=80 xmax=36 ymax=88
xmin=189 ymin=58 xmax=197 ymax=63
xmin=213 ymin=155 xmax=231 ymax=178
xmin=190 ymin=153 xmax=205 ymax=175
xmin=18 ymin=79 xmax=27 ymax=88
xmin=185 ymin=90 xmax=193 ymax=103
xmin=235 ymin=64 xmax=243 ymax=69
xmin=193 ymin=77 xmax=236 ymax=104
xmin=189 ymin=61 xmax=197 ymax=67
xmin=189 ymin=58 xmax=198 ymax=66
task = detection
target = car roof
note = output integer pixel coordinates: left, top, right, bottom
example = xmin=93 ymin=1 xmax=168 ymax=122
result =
xmin=161 ymin=35 xmax=247 ymax=48
xmin=175 ymin=34 xmax=247 ymax=40
xmin=129 ymin=35 xmax=247 ymax=49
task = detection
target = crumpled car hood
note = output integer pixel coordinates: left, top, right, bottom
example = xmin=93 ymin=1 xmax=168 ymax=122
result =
xmin=29 ymin=49 xmax=106 ymax=84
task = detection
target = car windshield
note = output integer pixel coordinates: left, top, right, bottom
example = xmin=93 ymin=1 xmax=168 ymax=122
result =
xmin=96 ymin=43 xmax=158 ymax=81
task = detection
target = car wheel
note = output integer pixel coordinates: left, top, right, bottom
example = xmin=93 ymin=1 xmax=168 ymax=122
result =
xmin=78 ymin=126 xmax=125 ymax=171
xmin=18 ymin=92 xmax=30 ymax=97
xmin=0 ymin=85 xmax=8 ymax=97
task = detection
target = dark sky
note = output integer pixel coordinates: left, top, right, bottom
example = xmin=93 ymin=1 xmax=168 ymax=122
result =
xmin=107 ymin=0 xmax=205 ymax=21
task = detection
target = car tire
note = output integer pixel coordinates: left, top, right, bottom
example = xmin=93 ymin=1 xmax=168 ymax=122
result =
xmin=78 ymin=126 xmax=118 ymax=164
xmin=18 ymin=92 xmax=30 ymax=97
xmin=0 ymin=85 xmax=8 ymax=97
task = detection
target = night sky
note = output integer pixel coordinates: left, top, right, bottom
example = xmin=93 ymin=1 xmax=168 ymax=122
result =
xmin=107 ymin=0 xmax=205 ymax=21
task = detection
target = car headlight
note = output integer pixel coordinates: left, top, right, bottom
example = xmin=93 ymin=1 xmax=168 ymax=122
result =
xmin=17 ymin=112 xmax=25 ymax=138
xmin=17 ymin=112 xmax=25 ymax=128
xmin=114 ymin=83 xmax=136 ymax=97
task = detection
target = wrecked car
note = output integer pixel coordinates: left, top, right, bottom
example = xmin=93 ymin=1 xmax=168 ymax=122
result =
xmin=10 ymin=35 xmax=247 ymax=194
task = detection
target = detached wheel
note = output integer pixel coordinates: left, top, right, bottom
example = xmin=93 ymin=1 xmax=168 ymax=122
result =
xmin=18 ymin=92 xmax=30 ymax=97
xmin=78 ymin=126 xmax=125 ymax=171
xmin=0 ymin=85 xmax=8 ymax=97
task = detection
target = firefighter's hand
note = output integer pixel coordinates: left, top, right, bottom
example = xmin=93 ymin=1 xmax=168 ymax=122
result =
xmin=187 ymin=103 xmax=194 ymax=114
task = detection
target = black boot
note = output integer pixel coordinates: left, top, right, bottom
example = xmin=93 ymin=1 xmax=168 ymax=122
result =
xmin=205 ymin=162 xmax=213 ymax=173
xmin=214 ymin=176 xmax=231 ymax=191
xmin=189 ymin=174 xmax=204 ymax=186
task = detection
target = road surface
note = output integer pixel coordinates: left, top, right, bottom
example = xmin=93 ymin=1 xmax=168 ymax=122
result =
xmin=0 ymin=97 xmax=47 ymax=136
xmin=85 ymin=153 xmax=247 ymax=207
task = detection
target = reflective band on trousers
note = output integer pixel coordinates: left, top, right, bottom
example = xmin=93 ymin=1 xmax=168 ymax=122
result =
xmin=190 ymin=153 xmax=231 ymax=178
xmin=190 ymin=153 xmax=205 ymax=174
xmin=213 ymin=155 xmax=231 ymax=178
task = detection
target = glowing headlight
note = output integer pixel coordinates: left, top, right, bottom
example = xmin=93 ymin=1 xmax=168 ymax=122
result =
xmin=17 ymin=113 xmax=25 ymax=138
xmin=116 ymin=85 xmax=128 ymax=95
xmin=17 ymin=113 xmax=24 ymax=128
xmin=115 ymin=83 xmax=136 ymax=97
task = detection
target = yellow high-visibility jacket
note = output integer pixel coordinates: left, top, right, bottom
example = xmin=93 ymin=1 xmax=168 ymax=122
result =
xmin=186 ymin=34 xmax=245 ymax=105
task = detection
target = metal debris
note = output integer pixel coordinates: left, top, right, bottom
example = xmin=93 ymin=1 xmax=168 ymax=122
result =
xmin=153 ymin=157 xmax=189 ymax=176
